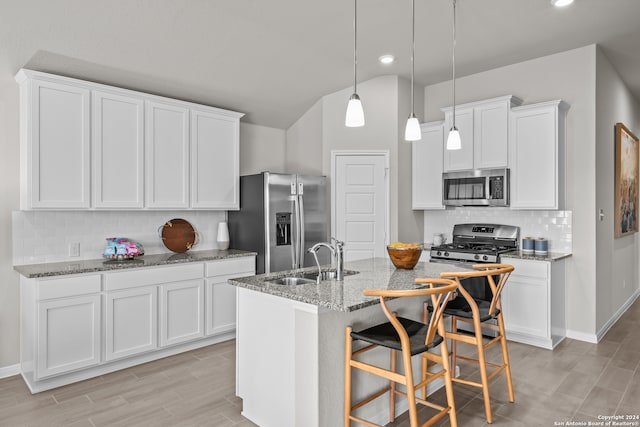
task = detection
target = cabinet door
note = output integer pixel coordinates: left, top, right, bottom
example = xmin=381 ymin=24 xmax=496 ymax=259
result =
xmin=205 ymin=277 xmax=237 ymax=336
xmin=92 ymin=91 xmax=144 ymax=208
xmin=474 ymin=100 xmax=509 ymax=169
xmin=145 ymin=100 xmax=190 ymax=208
xmin=105 ymin=287 xmax=157 ymax=361
xmin=509 ymin=102 xmax=562 ymax=209
xmin=159 ymin=280 xmax=205 ymax=347
xmin=502 ymin=259 xmax=549 ymax=340
xmin=412 ymin=122 xmax=444 ymax=209
xmin=36 ymin=294 xmax=100 ymax=379
xmin=27 ymin=79 xmax=91 ymax=209
xmin=443 ymin=107 xmax=474 ymax=171
xmin=191 ymin=108 xmax=240 ymax=209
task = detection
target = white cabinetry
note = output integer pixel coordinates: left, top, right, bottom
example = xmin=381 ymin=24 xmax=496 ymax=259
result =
xmin=15 ymin=68 xmax=244 ymax=211
xmin=23 ymin=275 xmax=101 ymax=380
xmin=205 ymin=257 xmax=255 ymax=336
xmin=19 ymin=255 xmax=255 ymax=393
xmin=104 ymin=287 xmax=158 ymax=361
xmin=16 ymin=71 xmax=91 ymax=209
xmin=442 ymin=95 xmax=522 ymax=172
xmin=92 ymin=90 xmax=144 ymax=208
xmin=501 ymin=257 xmax=566 ymax=349
xmin=509 ymin=100 xmax=568 ymax=209
xmin=412 ymin=121 xmax=445 ymax=209
xmin=159 ymin=279 xmax=205 ymax=346
xmin=145 ymin=100 xmax=190 ymax=209
xmin=190 ymin=108 xmax=241 ymax=209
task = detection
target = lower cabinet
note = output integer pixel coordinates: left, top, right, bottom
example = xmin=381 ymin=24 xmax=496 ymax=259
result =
xmin=104 ymin=286 xmax=158 ymax=361
xmin=19 ymin=255 xmax=256 ymax=393
xmin=159 ymin=279 xmax=205 ymax=347
xmin=501 ymin=257 xmax=566 ymax=349
xmin=36 ymin=294 xmax=101 ymax=379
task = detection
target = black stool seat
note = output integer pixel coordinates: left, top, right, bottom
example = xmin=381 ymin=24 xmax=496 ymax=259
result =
xmin=444 ymin=297 xmax=500 ymax=322
xmin=351 ymin=316 xmax=444 ymax=356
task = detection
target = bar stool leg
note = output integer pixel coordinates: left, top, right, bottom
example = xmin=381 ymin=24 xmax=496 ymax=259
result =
xmin=439 ymin=333 xmax=458 ymax=427
xmin=474 ymin=319 xmax=493 ymax=423
xmin=344 ymin=326 xmax=352 ymax=427
xmin=401 ymin=350 xmax=419 ymax=427
xmin=390 ymin=349 xmax=397 ymax=422
xmin=497 ymin=313 xmax=515 ymax=402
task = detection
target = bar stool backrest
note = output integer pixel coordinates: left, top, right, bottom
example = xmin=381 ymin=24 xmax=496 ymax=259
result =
xmin=363 ymin=278 xmax=457 ymax=348
xmin=439 ymin=264 xmax=514 ymax=318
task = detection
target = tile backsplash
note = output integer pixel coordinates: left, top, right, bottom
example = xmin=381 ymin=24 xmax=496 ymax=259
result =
xmin=13 ymin=210 xmax=227 ymax=265
xmin=423 ymin=208 xmax=572 ymax=253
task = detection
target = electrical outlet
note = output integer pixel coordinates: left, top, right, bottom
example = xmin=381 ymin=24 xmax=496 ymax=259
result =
xmin=69 ymin=242 xmax=80 ymax=257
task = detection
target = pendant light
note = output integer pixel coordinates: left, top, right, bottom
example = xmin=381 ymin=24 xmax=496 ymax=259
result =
xmin=345 ymin=0 xmax=364 ymax=127
xmin=404 ymin=0 xmax=421 ymax=141
xmin=446 ymin=0 xmax=462 ymax=150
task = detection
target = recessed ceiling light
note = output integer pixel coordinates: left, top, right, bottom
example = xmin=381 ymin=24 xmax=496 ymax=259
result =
xmin=551 ymin=0 xmax=574 ymax=7
xmin=378 ymin=54 xmax=395 ymax=65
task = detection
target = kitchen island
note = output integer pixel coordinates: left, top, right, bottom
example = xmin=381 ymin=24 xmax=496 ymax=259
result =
xmin=229 ymin=257 xmax=472 ymax=427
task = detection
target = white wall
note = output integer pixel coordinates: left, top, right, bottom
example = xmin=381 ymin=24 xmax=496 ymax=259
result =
xmin=423 ymin=45 xmax=598 ymax=337
xmin=239 ymin=122 xmax=287 ymax=176
xmin=595 ymin=47 xmax=640 ymax=334
xmin=285 ymin=99 xmax=323 ymax=176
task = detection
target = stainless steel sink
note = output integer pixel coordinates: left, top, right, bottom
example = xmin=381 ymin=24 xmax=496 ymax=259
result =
xmin=301 ymin=269 xmax=359 ymax=281
xmin=268 ymin=277 xmax=316 ymax=286
xmin=267 ymin=269 xmax=358 ymax=285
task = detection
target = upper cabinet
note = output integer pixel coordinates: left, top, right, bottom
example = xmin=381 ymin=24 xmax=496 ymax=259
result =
xmin=92 ymin=90 xmax=144 ymax=209
xmin=145 ymin=100 xmax=190 ymax=209
xmin=16 ymin=75 xmax=91 ymax=209
xmin=442 ymin=95 xmax=522 ymax=172
xmin=15 ymin=69 xmax=244 ymax=211
xmin=412 ymin=121 xmax=445 ymax=210
xmin=509 ymin=100 xmax=569 ymax=210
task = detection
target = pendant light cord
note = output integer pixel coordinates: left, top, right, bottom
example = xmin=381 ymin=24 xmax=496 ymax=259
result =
xmin=452 ymin=0 xmax=457 ymax=128
xmin=353 ymin=0 xmax=358 ymax=93
xmin=410 ymin=0 xmax=415 ymax=116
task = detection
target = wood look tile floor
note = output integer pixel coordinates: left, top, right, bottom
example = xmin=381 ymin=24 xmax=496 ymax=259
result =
xmin=0 ymin=299 xmax=638 ymax=426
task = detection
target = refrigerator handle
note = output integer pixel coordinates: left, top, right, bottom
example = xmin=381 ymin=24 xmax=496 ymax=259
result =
xmin=298 ymin=194 xmax=306 ymax=268
xmin=293 ymin=196 xmax=301 ymax=269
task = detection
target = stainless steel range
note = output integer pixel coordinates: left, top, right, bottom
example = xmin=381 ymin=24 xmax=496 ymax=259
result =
xmin=430 ymin=223 xmax=519 ymax=264
xmin=430 ymin=223 xmax=519 ymax=337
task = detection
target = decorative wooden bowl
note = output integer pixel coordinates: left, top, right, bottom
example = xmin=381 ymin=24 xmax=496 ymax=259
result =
xmin=386 ymin=244 xmax=424 ymax=269
xmin=159 ymin=218 xmax=199 ymax=253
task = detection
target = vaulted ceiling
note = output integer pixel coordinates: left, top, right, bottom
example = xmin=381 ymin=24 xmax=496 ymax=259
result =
xmin=2 ymin=0 xmax=639 ymax=129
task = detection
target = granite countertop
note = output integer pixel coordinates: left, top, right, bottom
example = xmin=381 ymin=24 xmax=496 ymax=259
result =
xmin=14 ymin=249 xmax=257 ymax=278
xmin=228 ymin=257 xmax=473 ymax=312
xmin=501 ymin=250 xmax=571 ymax=262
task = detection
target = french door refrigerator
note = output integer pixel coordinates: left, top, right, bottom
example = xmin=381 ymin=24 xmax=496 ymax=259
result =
xmin=228 ymin=172 xmax=330 ymax=274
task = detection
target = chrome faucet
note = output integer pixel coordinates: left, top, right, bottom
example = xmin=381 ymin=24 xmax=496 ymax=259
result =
xmin=307 ymin=237 xmax=345 ymax=281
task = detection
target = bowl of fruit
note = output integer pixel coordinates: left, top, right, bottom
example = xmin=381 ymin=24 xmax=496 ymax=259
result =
xmin=386 ymin=242 xmax=424 ymax=269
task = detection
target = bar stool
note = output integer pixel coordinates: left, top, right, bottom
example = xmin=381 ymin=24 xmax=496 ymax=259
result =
xmin=435 ymin=263 xmax=515 ymax=424
xmin=344 ymin=278 xmax=458 ymax=427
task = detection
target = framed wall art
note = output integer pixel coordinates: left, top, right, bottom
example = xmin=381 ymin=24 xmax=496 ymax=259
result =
xmin=615 ymin=122 xmax=639 ymax=238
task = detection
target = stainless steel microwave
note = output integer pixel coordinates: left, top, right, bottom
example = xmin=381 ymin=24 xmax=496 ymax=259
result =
xmin=442 ymin=168 xmax=509 ymax=207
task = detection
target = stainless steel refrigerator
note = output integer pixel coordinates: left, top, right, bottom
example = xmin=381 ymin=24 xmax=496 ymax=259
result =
xmin=228 ymin=172 xmax=330 ymax=274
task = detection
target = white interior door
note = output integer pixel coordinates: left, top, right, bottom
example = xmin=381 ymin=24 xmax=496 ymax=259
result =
xmin=332 ymin=152 xmax=388 ymax=262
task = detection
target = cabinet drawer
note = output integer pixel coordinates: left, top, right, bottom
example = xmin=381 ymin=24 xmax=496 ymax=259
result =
xmin=105 ymin=263 xmax=204 ymax=290
xmin=506 ymin=259 xmax=548 ymax=279
xmin=205 ymin=257 xmax=255 ymax=278
xmin=37 ymin=275 xmax=101 ymax=300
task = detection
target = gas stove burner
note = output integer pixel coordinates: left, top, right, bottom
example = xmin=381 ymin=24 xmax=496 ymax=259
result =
xmin=430 ymin=223 xmax=520 ymax=264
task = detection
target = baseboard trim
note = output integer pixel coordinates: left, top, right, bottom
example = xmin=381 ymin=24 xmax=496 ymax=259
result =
xmin=0 ymin=364 xmax=21 ymax=379
xmin=565 ymin=329 xmax=598 ymax=343
xmin=596 ymin=288 xmax=640 ymax=342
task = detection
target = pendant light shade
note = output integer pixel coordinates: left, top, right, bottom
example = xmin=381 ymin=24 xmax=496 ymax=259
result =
xmin=405 ymin=114 xmax=421 ymax=141
xmin=345 ymin=0 xmax=364 ymax=127
xmin=404 ymin=0 xmax=421 ymax=141
xmin=447 ymin=0 xmax=461 ymax=150
xmin=346 ymin=94 xmax=365 ymax=127
xmin=446 ymin=127 xmax=462 ymax=150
